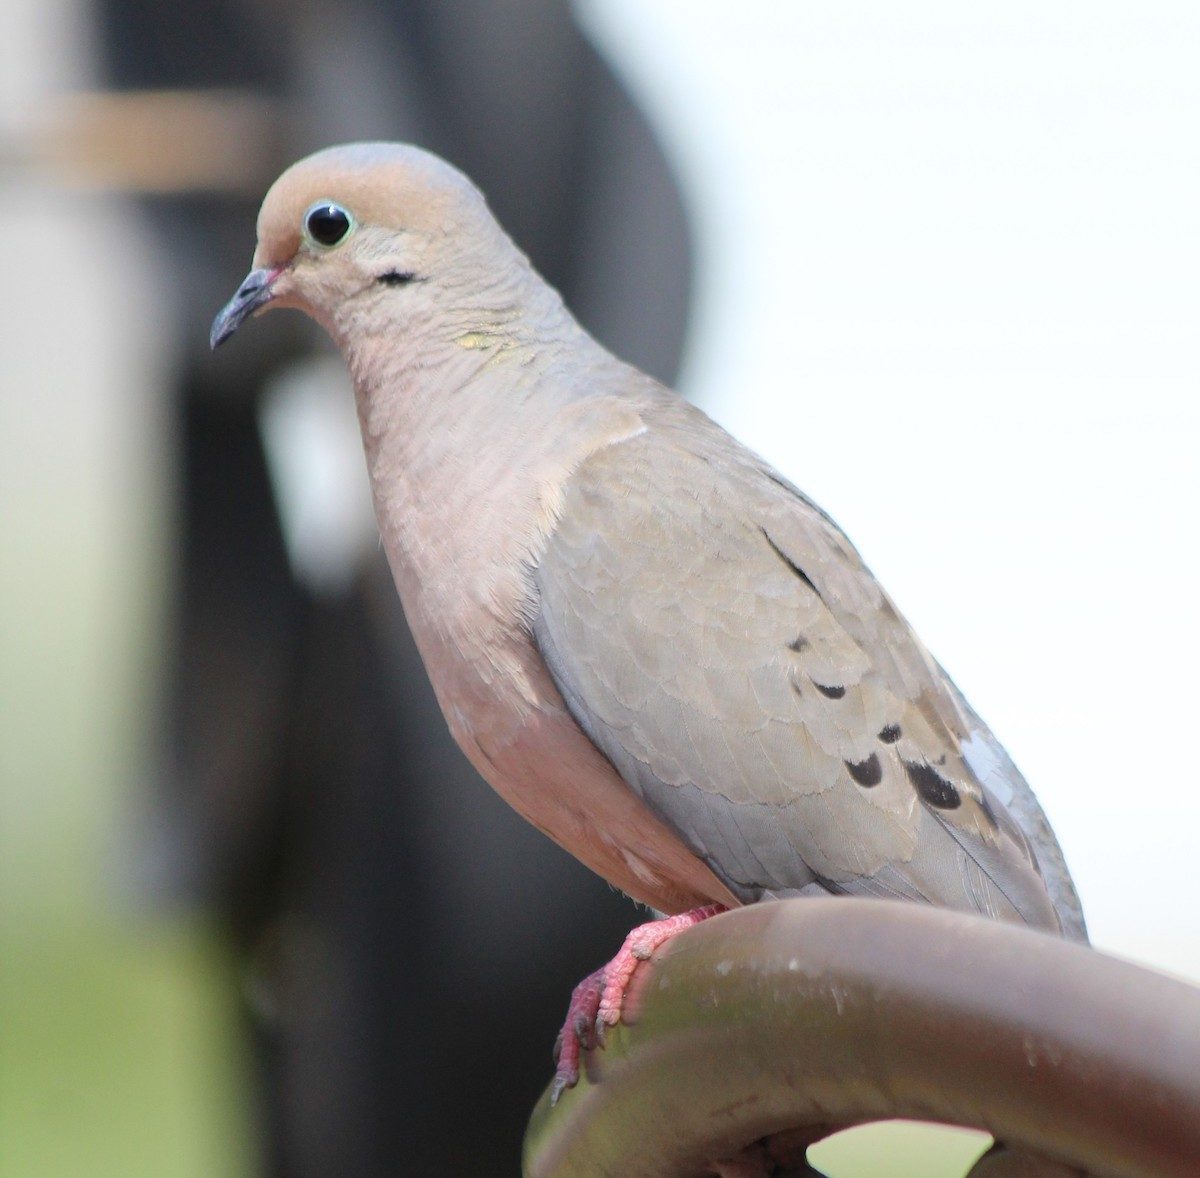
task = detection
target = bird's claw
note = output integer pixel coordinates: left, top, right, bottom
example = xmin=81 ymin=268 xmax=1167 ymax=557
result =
xmin=550 ymin=964 xmax=606 ymax=1102
xmin=549 ymin=907 xmax=726 ymax=1102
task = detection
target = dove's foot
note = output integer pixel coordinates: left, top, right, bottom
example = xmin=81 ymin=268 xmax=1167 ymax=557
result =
xmin=550 ymin=904 xmax=726 ymax=1103
xmin=595 ymin=904 xmax=727 ymax=1032
xmin=551 ymin=965 xmax=605 ymax=1104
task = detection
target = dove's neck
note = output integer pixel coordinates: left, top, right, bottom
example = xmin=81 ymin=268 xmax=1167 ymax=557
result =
xmin=337 ymin=265 xmax=639 ymax=627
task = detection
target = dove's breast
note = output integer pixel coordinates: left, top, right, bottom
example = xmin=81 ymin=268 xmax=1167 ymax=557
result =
xmin=401 ymin=569 xmax=740 ymax=913
xmin=360 ymin=371 xmax=738 ymax=913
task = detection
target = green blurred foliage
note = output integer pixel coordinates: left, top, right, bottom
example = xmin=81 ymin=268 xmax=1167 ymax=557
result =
xmin=811 ymin=1121 xmax=990 ymax=1177
xmin=1 ymin=921 xmax=256 ymax=1178
xmin=0 ymin=247 xmax=257 ymax=1177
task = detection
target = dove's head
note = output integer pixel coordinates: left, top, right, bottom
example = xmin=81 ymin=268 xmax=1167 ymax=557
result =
xmin=211 ymin=142 xmax=516 ymax=349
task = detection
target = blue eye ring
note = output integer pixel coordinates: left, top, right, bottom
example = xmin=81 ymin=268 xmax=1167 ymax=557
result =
xmin=303 ymin=201 xmax=355 ymax=248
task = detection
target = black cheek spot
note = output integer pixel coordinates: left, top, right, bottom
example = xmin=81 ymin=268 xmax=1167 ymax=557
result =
xmin=845 ymin=753 xmax=883 ymax=787
xmin=813 ymin=680 xmax=846 ymax=699
xmin=904 ymin=761 xmax=961 ymax=809
xmin=878 ymin=724 xmax=901 ymax=744
xmin=378 ymin=271 xmax=418 ymax=286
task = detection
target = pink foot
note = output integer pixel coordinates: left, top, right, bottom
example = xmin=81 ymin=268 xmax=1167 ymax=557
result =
xmin=550 ymin=904 xmax=726 ymax=1103
xmin=596 ymin=904 xmax=726 ymax=1034
xmin=551 ymin=965 xmax=605 ymax=1105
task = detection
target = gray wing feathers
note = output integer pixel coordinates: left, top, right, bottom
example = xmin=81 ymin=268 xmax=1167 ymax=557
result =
xmin=951 ymin=683 xmax=1088 ymax=941
xmin=532 ymin=406 xmax=1078 ymax=937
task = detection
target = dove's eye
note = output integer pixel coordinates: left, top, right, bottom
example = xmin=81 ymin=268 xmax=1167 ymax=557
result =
xmin=304 ymin=202 xmax=354 ymax=248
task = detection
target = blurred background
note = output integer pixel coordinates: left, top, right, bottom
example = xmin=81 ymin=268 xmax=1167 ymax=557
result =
xmin=2 ymin=2 xmax=1198 ymax=1176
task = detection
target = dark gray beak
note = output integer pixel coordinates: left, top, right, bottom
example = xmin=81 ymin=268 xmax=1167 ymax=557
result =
xmin=210 ymin=267 xmax=279 ymax=349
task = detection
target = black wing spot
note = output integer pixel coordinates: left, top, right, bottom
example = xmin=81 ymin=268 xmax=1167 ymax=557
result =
xmin=904 ymin=761 xmax=961 ymax=809
xmin=878 ymin=723 xmax=901 ymax=744
xmin=813 ymin=680 xmax=845 ymax=700
xmin=787 ymin=635 xmax=809 ymax=653
xmin=845 ymin=753 xmax=883 ymax=787
xmin=760 ymin=528 xmax=820 ymax=598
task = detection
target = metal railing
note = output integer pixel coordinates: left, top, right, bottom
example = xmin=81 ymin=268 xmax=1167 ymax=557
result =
xmin=524 ymin=899 xmax=1200 ymax=1177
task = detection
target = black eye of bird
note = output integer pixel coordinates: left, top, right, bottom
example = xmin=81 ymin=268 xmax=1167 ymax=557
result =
xmin=305 ymin=203 xmax=352 ymax=247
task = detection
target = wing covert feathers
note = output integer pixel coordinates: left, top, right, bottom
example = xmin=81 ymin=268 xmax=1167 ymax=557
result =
xmin=532 ymin=397 xmax=1081 ymax=939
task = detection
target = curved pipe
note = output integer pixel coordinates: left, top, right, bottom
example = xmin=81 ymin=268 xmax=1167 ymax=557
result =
xmin=523 ymin=899 xmax=1200 ymax=1177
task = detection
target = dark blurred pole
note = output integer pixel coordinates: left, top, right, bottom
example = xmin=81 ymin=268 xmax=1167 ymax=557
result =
xmin=93 ymin=1 xmax=693 ymax=1174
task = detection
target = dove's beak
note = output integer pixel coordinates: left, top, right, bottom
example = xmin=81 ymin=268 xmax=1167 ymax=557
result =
xmin=210 ymin=266 xmax=282 ymax=349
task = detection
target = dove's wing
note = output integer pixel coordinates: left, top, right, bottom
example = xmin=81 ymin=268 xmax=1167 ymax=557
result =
xmin=946 ymin=677 xmax=1088 ymax=941
xmin=532 ymin=399 xmax=1082 ymax=938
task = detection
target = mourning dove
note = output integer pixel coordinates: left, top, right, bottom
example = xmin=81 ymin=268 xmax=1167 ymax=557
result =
xmin=212 ymin=143 xmax=1087 ymax=1099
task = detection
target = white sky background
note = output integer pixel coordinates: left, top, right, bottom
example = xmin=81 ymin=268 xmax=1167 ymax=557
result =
xmin=580 ymin=1 xmax=1200 ymax=979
